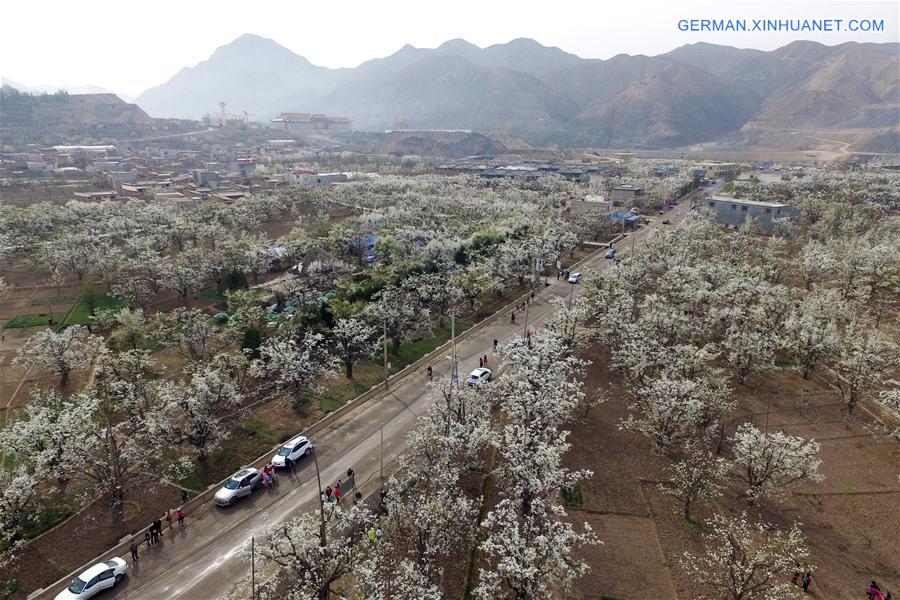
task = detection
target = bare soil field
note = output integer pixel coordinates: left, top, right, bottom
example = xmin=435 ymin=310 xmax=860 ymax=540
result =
xmin=565 ymin=344 xmax=900 ymax=599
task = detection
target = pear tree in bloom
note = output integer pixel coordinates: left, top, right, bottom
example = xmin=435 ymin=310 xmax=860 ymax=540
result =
xmin=93 ymin=306 xmax=148 ymax=352
xmin=253 ymin=503 xmax=373 ymax=600
xmin=44 ymin=352 xmax=167 ymax=518
xmin=622 ymin=373 xmax=731 ymax=455
xmin=153 ymin=307 xmax=239 ymax=363
xmin=451 ymin=264 xmax=502 ymax=311
xmin=833 ymin=323 xmax=899 ymax=414
xmin=475 ymin=498 xmax=597 ymax=600
xmin=366 ymin=285 xmax=431 ymax=352
xmin=476 ymin=333 xmax=598 ymax=598
xmin=544 ymin=294 xmax=595 ymax=354
xmin=798 ymin=242 xmax=836 ymax=291
xmin=150 ymin=364 xmax=243 ymax=460
xmin=660 ymin=443 xmax=730 ymax=520
xmin=877 ymin=382 xmax=900 ymax=439
xmin=410 ymin=272 xmax=464 ymax=328
xmin=782 ymin=292 xmax=842 ymax=379
xmin=723 ymin=316 xmax=777 ymax=385
xmin=681 ymin=512 xmax=809 ymax=600
xmin=354 ymin=555 xmax=443 ymax=600
xmin=329 ymin=316 xmax=379 ymax=379
xmin=14 ymin=325 xmax=105 ymax=387
xmin=0 ymin=388 xmax=83 ymax=486
xmin=375 ymin=383 xmax=491 ymax=594
xmin=0 ymin=467 xmax=39 ymax=565
xmin=250 ymin=332 xmax=336 ymax=407
xmin=731 ymin=423 xmax=823 ymax=504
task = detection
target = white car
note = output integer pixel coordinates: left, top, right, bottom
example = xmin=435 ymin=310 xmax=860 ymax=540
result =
xmin=214 ymin=468 xmax=262 ymax=507
xmin=55 ymin=558 xmax=128 ymax=600
xmin=466 ymin=367 xmax=492 ymax=387
xmin=567 ymin=272 xmax=582 ymax=284
xmin=272 ymin=435 xmax=312 ymax=468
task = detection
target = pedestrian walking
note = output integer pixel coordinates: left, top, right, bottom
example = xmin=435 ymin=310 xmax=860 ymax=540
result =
xmin=493 ymin=339 xmax=498 ymax=351
xmin=334 ymin=486 xmax=342 ymax=503
xmin=426 ymin=365 xmax=433 ymax=380
xmin=367 ymin=527 xmax=376 ymax=544
xmin=325 ymin=485 xmax=333 ymax=501
xmin=802 ymin=571 xmax=812 ymax=592
xmin=347 ymin=467 xmax=355 ymax=481
xmin=152 ymin=519 xmax=161 ymax=543
xmin=145 ymin=530 xmax=152 ymax=547
xmin=165 ymin=509 xmax=173 ymax=532
xmin=530 ymin=291 xmax=535 ymax=301
xmin=286 ymin=456 xmax=295 ymax=472
xmin=791 ymin=564 xmax=801 ymax=586
xmin=479 ymin=357 xmax=483 ymax=368
xmin=482 ymin=354 xmax=488 ymax=366
xmin=177 ymin=507 xmax=185 ymax=527
xmin=180 ymin=489 xmax=188 ymax=505
xmin=375 ymin=527 xmax=383 ymax=541
xmin=130 ymin=538 xmax=139 ymax=562
xmin=510 ymin=312 xmax=516 ymax=324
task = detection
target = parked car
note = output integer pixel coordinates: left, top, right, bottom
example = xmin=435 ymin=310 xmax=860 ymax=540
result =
xmin=605 ymin=249 xmax=616 ymax=259
xmin=55 ymin=558 xmax=128 ymax=600
xmin=215 ymin=468 xmax=262 ymax=507
xmin=466 ymin=368 xmax=492 ymax=387
xmin=567 ymin=272 xmax=582 ymax=284
xmin=272 ymin=435 xmax=312 ymax=468
xmin=661 ymin=219 xmax=671 ymax=225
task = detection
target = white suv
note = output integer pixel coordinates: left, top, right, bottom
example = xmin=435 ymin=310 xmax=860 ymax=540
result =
xmin=272 ymin=435 xmax=313 ymax=468
xmin=466 ymin=368 xmax=492 ymax=387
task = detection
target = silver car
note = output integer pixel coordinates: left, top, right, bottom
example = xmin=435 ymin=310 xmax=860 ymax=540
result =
xmin=215 ymin=468 xmax=262 ymax=507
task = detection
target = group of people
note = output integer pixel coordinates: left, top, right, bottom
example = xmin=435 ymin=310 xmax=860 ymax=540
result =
xmin=323 ymin=468 xmax=356 ymax=504
xmin=556 ymin=270 xmax=572 ymax=280
xmin=366 ymin=525 xmax=384 ymax=545
xmin=478 ymin=354 xmax=489 ymax=368
xmin=514 ymin=292 xmax=537 ymax=314
xmin=132 ymin=503 xmax=187 ymax=562
xmin=261 ymin=462 xmax=277 ymax=488
xmin=791 ymin=567 xmax=814 ymax=592
xmin=868 ymin=581 xmax=893 ymax=600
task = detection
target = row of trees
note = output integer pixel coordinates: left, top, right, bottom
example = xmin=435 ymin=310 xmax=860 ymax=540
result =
xmin=575 ymin=189 xmax=898 ymax=598
xmin=250 ymin=327 xmax=599 ymax=600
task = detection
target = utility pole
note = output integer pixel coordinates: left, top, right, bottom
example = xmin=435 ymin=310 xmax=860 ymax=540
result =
xmin=383 ymin=318 xmax=389 ymax=390
xmin=380 ymin=425 xmax=384 ymax=484
xmin=567 ymin=279 xmax=575 ymax=311
xmin=313 ymin=448 xmax=326 ymax=546
xmin=250 ymin=536 xmax=256 ymax=600
xmin=450 ymin=312 xmax=459 ymax=388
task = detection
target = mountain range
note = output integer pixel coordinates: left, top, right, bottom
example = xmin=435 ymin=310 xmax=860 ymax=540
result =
xmin=134 ymin=35 xmax=899 ymax=149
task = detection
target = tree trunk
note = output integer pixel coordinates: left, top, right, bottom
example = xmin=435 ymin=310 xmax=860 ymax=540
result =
xmin=345 ymin=361 xmax=353 ymax=379
xmin=60 ymin=369 xmax=70 ymax=388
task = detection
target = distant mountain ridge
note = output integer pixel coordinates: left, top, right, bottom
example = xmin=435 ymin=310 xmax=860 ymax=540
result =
xmin=134 ymin=35 xmax=900 ymax=149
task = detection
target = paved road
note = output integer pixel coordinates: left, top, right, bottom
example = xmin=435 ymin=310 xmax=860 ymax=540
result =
xmin=40 ymin=200 xmax=692 ymax=600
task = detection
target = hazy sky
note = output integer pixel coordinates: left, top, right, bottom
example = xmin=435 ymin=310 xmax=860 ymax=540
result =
xmin=1 ymin=0 xmax=896 ymax=97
